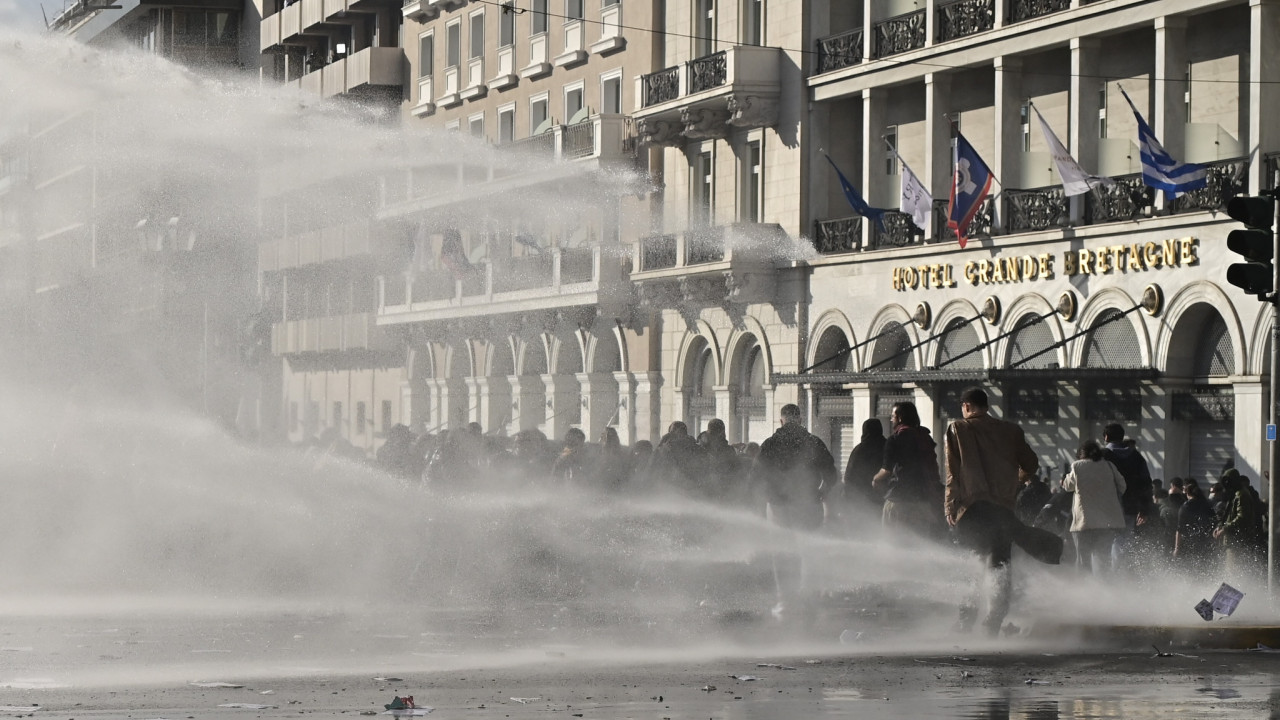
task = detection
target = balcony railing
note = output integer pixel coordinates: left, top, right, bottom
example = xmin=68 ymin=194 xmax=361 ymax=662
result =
xmin=272 ymin=313 xmax=390 ymax=355
xmin=816 ymin=28 xmax=863 ymax=74
xmin=1004 ymin=186 xmax=1069 ymax=234
xmin=640 ymin=234 xmax=677 ymax=271
xmin=871 ymin=211 xmax=926 ymax=249
xmin=510 ymin=131 xmax=557 ymax=155
xmin=814 ymin=216 xmax=863 ymax=254
xmin=937 ymin=0 xmax=994 ymax=42
xmin=687 ymin=51 xmax=728 ymax=94
xmin=1169 ymin=157 xmax=1247 ymax=215
xmin=641 ymin=66 xmax=679 ymax=107
xmin=933 ymin=198 xmax=994 ymax=242
xmin=1007 ymin=0 xmax=1070 ymax=23
xmin=686 ymin=226 xmax=726 ymax=265
xmin=561 ymin=247 xmax=595 ymax=283
xmin=492 ymin=254 xmax=554 ymax=293
xmin=1084 ymin=174 xmax=1153 ymax=224
xmin=873 ymin=9 xmax=926 ymax=59
xmin=562 ymin=122 xmax=596 ymax=159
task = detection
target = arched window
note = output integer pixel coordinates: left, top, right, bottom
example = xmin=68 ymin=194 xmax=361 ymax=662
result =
xmin=869 ymin=322 xmax=914 ymax=371
xmin=1082 ymin=309 xmax=1142 ymax=368
xmin=1007 ymin=314 xmax=1057 ymax=369
xmin=812 ymin=326 xmax=851 ymax=372
xmin=936 ymin=318 xmax=982 ymax=370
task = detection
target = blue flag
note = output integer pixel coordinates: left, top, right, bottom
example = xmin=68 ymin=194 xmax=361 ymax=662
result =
xmin=825 ymin=155 xmax=886 ymax=231
xmin=947 ymin=132 xmax=993 ymax=249
xmin=1118 ymin=86 xmax=1206 ymax=197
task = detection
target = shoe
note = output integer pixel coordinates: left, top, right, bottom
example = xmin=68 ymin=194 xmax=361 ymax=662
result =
xmin=385 ymin=697 xmax=408 ymax=710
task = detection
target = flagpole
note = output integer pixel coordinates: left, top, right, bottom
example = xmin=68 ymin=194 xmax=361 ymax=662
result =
xmin=942 ymin=114 xmax=1005 ymax=190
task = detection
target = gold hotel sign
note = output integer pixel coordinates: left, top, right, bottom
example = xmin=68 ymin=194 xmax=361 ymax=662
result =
xmin=890 ymin=237 xmax=1199 ymax=291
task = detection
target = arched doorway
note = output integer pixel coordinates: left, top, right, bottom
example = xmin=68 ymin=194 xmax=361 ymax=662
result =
xmin=811 ymin=325 xmax=854 ymax=461
xmin=731 ymin=336 xmax=769 ymax=443
xmin=1081 ymin=308 xmax=1144 ymax=444
xmin=1168 ymin=305 xmax=1236 ymax=485
xmin=1003 ymin=314 xmax=1061 ymax=473
xmin=868 ymin=321 xmax=914 ymax=433
xmin=683 ymin=337 xmax=717 ymax=434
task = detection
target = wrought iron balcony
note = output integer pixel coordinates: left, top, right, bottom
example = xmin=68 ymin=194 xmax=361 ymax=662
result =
xmin=816 ymin=28 xmax=863 ymax=74
xmin=873 ymin=9 xmax=926 ymax=59
xmin=1004 ymin=186 xmax=1069 ymax=234
xmin=937 ymin=0 xmax=994 ymax=42
xmin=686 ymin=226 xmax=726 ymax=265
xmin=493 ymin=254 xmax=554 ymax=293
xmin=814 ymin=216 xmax=863 ymax=254
xmin=933 ymin=198 xmax=993 ymax=242
xmin=1007 ymin=0 xmax=1070 ymax=24
xmin=562 ymin=122 xmax=596 ymax=159
xmin=1084 ymin=174 xmax=1153 ymax=224
xmin=688 ymin=51 xmax=728 ymax=94
xmin=640 ymin=234 xmax=677 ymax=271
xmin=1168 ymin=157 xmax=1247 ymax=215
xmin=870 ymin=211 xmax=926 ymax=249
xmin=641 ymin=66 xmax=679 ymax=108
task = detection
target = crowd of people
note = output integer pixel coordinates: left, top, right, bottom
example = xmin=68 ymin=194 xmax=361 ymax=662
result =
xmin=306 ymin=388 xmax=1272 ymax=635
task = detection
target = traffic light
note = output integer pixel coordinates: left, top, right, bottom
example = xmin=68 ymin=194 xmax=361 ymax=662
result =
xmin=1225 ymin=194 xmax=1276 ymax=300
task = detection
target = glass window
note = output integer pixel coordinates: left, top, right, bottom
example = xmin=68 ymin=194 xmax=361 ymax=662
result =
xmin=565 ymin=86 xmax=584 ymax=122
xmin=381 ymin=400 xmax=393 ymax=430
xmin=566 ymin=0 xmax=583 ymax=19
xmin=356 ymin=402 xmax=367 ymax=433
xmin=418 ymin=33 xmax=433 ymax=78
xmin=531 ymin=97 xmax=549 ymax=132
xmin=470 ymin=116 xmax=484 ymax=138
xmin=695 ymin=0 xmax=714 ymax=57
xmin=601 ymin=75 xmax=621 ymax=114
xmin=885 ymin=126 xmax=897 ymax=175
xmin=743 ymin=140 xmax=761 ymax=223
xmin=469 ymin=12 xmax=484 ymax=60
xmin=743 ymin=0 xmax=762 ymax=45
xmin=532 ymin=0 xmax=548 ymax=34
xmin=499 ymin=108 xmax=515 ymax=143
xmin=446 ymin=22 xmax=460 ymax=68
xmin=500 ymin=5 xmax=514 ymax=47
xmin=694 ymin=151 xmax=713 ymax=225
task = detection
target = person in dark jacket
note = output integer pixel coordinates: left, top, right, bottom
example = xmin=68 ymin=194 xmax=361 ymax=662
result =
xmin=749 ymin=403 xmax=837 ymax=620
xmin=1175 ymin=481 xmax=1217 ymax=576
xmin=1101 ymin=423 xmax=1153 ymax=571
xmin=844 ymin=418 xmax=886 ymax=505
xmin=701 ymin=418 xmax=742 ymax=501
xmin=649 ymin=421 xmax=709 ymax=495
xmin=1016 ymin=474 xmax=1053 ymax=527
xmin=873 ymin=402 xmax=943 ymax=538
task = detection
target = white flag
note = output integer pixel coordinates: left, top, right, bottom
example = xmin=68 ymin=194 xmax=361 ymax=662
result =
xmin=899 ymin=158 xmax=932 ymax=230
xmin=1032 ymin=104 xmax=1113 ymax=196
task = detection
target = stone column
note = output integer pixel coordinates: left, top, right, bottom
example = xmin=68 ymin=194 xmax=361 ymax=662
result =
xmin=613 ymin=370 xmax=637 ymax=445
xmin=633 ymin=370 xmax=663 ymax=442
xmin=423 ymin=378 xmax=446 ymax=433
xmin=439 ymin=378 xmax=468 ymax=431
xmin=1234 ymin=380 xmax=1266 ymax=485
xmin=925 ymin=72 xmax=953 ymax=241
xmin=510 ymin=374 xmax=548 ymax=432
xmin=1070 ymin=37 xmax=1101 ymax=224
xmin=713 ymin=384 xmax=733 ymax=432
xmin=993 ymin=55 xmax=1023 ymax=232
xmin=543 ymin=373 xmax=582 ymax=442
xmin=862 ymin=87 xmax=886 ymax=249
xmin=578 ymin=372 xmax=620 ymax=439
xmin=1056 ymin=380 xmax=1084 ymax=480
xmin=1154 ymin=16 xmax=1188 ymax=164
xmin=1250 ymin=0 xmax=1280 ymax=194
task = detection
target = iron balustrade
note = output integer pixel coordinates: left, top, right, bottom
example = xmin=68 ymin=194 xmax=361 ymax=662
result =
xmin=1008 ymin=0 xmax=1070 ymax=23
xmin=641 ymin=66 xmax=679 ymax=107
xmin=1168 ymin=157 xmax=1248 ymax=215
xmin=873 ymin=9 xmax=926 ymax=59
xmin=1004 ymin=186 xmax=1070 ymax=233
xmin=509 ymin=131 xmax=556 ymax=155
xmin=814 ymin=216 xmax=863 ymax=254
xmin=493 ymin=255 xmax=553 ymax=293
xmin=415 ymin=269 xmax=457 ymax=302
xmin=687 ymin=51 xmax=728 ymax=94
xmin=933 ymin=198 xmax=994 ymax=242
xmin=936 ymin=0 xmax=994 ymax=42
xmin=687 ymin=226 xmax=726 ymax=264
xmin=562 ymin=121 xmax=596 ymax=159
xmin=640 ymin=234 xmax=677 ymax=270
xmin=816 ymin=28 xmax=863 ymax=73
xmin=622 ymin=116 xmax=639 ymax=156
xmin=560 ymin=247 xmax=595 ymax=283
xmin=1084 ymin=174 xmax=1153 ymax=224
xmin=870 ymin=211 xmax=926 ymax=249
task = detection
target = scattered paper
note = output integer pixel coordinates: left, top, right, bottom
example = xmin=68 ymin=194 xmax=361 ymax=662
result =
xmin=217 ymin=704 xmax=275 ymax=710
xmin=381 ymin=708 xmax=432 ymax=716
xmin=259 ymin=690 xmax=275 ymax=695
xmin=190 ymin=682 xmax=244 ymax=688
xmin=373 ymin=677 xmax=404 ymax=683
xmin=510 ymin=698 xmax=541 ymax=704
xmin=0 ymin=707 xmax=39 ymax=713
xmin=1024 ymin=679 xmax=1050 ymax=686
xmin=1211 ymin=583 xmax=1244 ymax=616
xmin=1194 ymin=599 xmax=1214 ymax=621
xmin=756 ymin=664 xmax=795 ymax=670
xmin=730 ymin=675 xmax=760 ymax=682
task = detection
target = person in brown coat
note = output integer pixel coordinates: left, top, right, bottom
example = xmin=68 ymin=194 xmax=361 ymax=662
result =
xmin=945 ymin=387 xmax=1061 ymax=636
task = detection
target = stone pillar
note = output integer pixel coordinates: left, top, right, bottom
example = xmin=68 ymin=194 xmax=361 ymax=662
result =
xmin=713 ymin=385 xmax=733 ymax=431
xmin=613 ymin=370 xmax=637 ymax=445
xmin=862 ymin=86 xmax=886 ymax=249
xmin=578 ymin=372 xmax=620 ymax=440
xmin=994 ymin=56 xmax=1023 ymax=233
xmin=925 ymin=72 xmax=953 ymax=241
xmin=1056 ymin=381 xmax=1084 ymax=481
xmin=1234 ymin=380 xmax=1267 ymax=485
xmin=913 ymin=384 xmax=939 ymax=441
xmin=633 ymin=370 xmax=663 ymax=442
xmin=1250 ymin=0 xmax=1280 ymax=194
xmin=510 ymin=374 xmax=547 ymax=432
xmin=1154 ymin=16 xmax=1188 ymax=171
xmin=543 ymin=373 xmax=582 ymax=442
xmin=1070 ymin=37 xmax=1101 ymax=225
xmin=439 ymin=378 xmax=468 ymax=431
xmin=423 ymin=378 xmax=446 ymax=433
xmin=476 ymin=376 xmax=513 ymax=435
xmin=851 ymin=384 xmax=873 ymax=428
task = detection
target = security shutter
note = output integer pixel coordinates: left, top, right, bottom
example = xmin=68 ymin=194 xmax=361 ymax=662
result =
xmin=1187 ymin=422 xmax=1234 ymax=486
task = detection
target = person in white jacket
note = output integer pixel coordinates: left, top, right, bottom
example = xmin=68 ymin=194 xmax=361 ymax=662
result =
xmin=1060 ymin=440 xmax=1127 ymax=575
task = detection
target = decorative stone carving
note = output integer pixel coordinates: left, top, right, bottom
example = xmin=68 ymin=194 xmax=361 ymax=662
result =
xmin=681 ymin=107 xmax=731 ymax=140
xmin=636 ymin=118 xmax=683 ymax=147
xmin=727 ymin=95 xmax=780 ymax=129
xmin=679 ymin=275 xmax=723 ymax=304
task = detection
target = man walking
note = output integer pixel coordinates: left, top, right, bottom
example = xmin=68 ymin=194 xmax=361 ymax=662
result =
xmin=750 ymin=403 xmax=837 ymax=620
xmin=945 ymin=387 xmax=1061 ymax=636
xmin=1101 ymin=423 xmax=1153 ymax=571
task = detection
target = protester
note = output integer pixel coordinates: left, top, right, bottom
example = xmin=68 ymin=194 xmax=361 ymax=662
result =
xmin=1213 ymin=471 xmax=1262 ymax=578
xmin=1015 ymin=473 xmax=1053 ymax=527
xmin=1101 ymin=423 xmax=1153 ymax=570
xmin=944 ymin=387 xmax=1062 ymax=635
xmin=701 ymin=418 xmax=741 ymax=501
xmin=872 ymin=402 xmax=942 ymax=538
xmin=749 ymin=403 xmax=837 ymax=621
xmin=649 ymin=421 xmax=709 ymax=495
xmin=594 ymin=427 xmax=631 ymax=491
xmin=1175 ymin=481 xmax=1217 ymax=575
xmin=551 ymin=427 xmax=589 ymax=483
xmin=843 ymin=418 xmax=886 ymax=520
xmin=1060 ymin=440 xmax=1126 ymax=576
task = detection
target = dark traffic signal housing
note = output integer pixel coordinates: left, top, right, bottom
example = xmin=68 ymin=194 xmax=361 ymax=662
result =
xmin=1226 ymin=194 xmax=1277 ymax=301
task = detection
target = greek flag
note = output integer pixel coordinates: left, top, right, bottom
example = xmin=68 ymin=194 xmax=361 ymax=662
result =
xmin=825 ymin=154 xmax=887 ymax=231
xmin=1118 ymin=86 xmax=1206 ymax=197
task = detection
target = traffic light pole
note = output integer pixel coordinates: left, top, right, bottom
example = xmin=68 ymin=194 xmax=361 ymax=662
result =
xmin=1271 ymin=191 xmax=1279 ymax=602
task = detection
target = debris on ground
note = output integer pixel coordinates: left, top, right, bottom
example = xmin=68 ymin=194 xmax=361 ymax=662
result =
xmin=730 ymin=675 xmax=760 ymax=682
xmin=373 ymin=678 xmax=404 ymax=683
xmin=217 ymin=703 xmax=275 ymax=709
xmin=1024 ymin=679 xmax=1049 ymax=686
xmin=190 ymin=682 xmax=243 ymax=688
xmin=756 ymin=664 xmax=795 ymax=670
xmin=510 ymin=698 xmax=541 ymax=704
xmin=700 ymin=686 xmax=716 ymax=692
xmin=381 ymin=709 xmax=432 ymax=716
xmin=384 ymin=696 xmax=415 ymax=710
